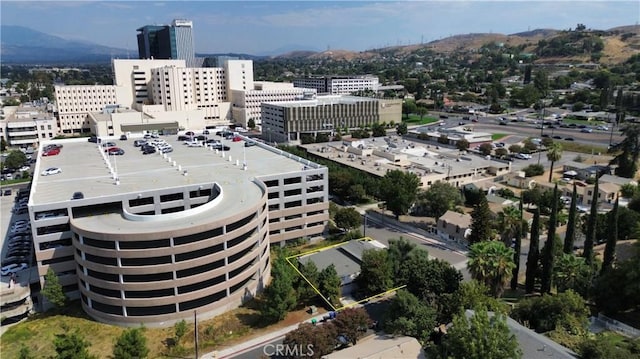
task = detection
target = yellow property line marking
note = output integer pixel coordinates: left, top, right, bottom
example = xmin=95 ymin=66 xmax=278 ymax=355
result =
xmin=285 ymin=237 xmax=404 ymax=312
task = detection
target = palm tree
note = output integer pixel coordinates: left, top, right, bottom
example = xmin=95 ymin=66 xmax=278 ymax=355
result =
xmin=467 ymin=241 xmax=516 ymax=297
xmin=546 ymin=142 xmax=563 ymax=182
xmin=497 ymin=205 xmax=521 ymax=248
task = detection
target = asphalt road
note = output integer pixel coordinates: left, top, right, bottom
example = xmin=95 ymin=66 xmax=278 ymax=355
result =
xmin=434 ymin=113 xmax=624 ymax=147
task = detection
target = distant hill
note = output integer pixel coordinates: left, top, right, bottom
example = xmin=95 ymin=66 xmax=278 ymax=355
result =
xmin=271 ymin=25 xmax=640 ymax=65
xmin=1 ymin=25 xmax=131 ymax=64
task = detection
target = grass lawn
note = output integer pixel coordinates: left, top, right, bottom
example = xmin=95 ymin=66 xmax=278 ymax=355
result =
xmin=557 ymin=140 xmax=609 ymax=155
xmin=1 ymin=300 xmax=319 ymax=358
xmin=492 ymin=133 xmax=508 ymax=141
xmin=404 ymin=114 xmax=438 ymax=125
xmin=561 ymin=117 xmax=607 ymax=126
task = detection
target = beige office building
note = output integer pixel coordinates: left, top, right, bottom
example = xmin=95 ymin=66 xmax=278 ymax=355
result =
xmin=26 ymin=136 xmax=328 ymax=327
xmin=231 ymin=82 xmax=317 ymax=128
xmin=261 ymin=96 xmax=401 ymax=143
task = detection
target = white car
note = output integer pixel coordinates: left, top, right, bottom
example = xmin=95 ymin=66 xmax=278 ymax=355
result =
xmin=187 ymin=141 xmax=204 ymax=147
xmin=19 ymin=166 xmax=30 ymax=172
xmin=41 ymin=167 xmax=62 ymax=176
xmin=596 ymin=125 xmax=609 ymax=131
xmin=1 ymin=263 xmax=27 ymax=276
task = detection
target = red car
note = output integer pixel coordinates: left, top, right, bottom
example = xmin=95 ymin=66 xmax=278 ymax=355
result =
xmin=232 ymin=136 xmax=242 ymax=142
xmin=42 ymin=148 xmax=60 ymax=156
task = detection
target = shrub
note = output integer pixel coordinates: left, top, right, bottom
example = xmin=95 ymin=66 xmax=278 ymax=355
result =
xmin=523 ymin=164 xmax=545 ymax=177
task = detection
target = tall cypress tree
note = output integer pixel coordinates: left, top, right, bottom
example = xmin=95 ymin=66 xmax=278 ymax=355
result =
xmin=525 ymin=208 xmax=540 ymax=294
xmin=563 ymin=183 xmax=578 ymax=254
xmin=601 ymin=197 xmax=619 ymax=275
xmin=468 ymin=193 xmax=493 ymax=244
xmin=583 ymin=178 xmax=599 ymax=264
xmin=541 ymin=184 xmax=558 ymax=294
xmin=510 ymin=199 xmax=524 ymax=290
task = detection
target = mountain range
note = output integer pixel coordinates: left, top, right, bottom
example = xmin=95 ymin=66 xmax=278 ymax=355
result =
xmin=2 ymin=24 xmax=639 ymax=65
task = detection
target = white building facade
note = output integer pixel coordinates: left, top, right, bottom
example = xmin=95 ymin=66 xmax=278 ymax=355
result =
xmin=293 ymin=75 xmax=380 ymax=95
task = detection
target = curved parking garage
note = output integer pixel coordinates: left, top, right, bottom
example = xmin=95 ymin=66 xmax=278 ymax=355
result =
xmin=70 ymin=182 xmax=270 ymax=327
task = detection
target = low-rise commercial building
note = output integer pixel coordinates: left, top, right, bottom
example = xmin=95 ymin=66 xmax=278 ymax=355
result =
xmin=261 ymin=96 xmax=401 ymax=144
xmin=0 ymin=104 xmax=58 ymax=146
xmin=293 ymin=75 xmax=379 ymax=95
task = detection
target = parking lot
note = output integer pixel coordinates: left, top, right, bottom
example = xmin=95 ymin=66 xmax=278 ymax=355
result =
xmin=1 ymin=185 xmax=33 ymax=282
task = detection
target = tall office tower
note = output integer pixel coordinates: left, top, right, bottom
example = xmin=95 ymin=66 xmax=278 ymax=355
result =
xmin=136 ymin=19 xmax=196 ymax=67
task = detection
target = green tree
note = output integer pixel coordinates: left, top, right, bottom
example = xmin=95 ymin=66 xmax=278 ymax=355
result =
xmin=583 ymin=178 xmax=599 ymax=265
xmin=456 ymin=139 xmax=470 ymax=151
xmin=261 ymin=255 xmax=297 ymax=322
xmin=318 ymin=264 xmax=341 ymax=308
xmin=440 ymin=280 xmax=509 ymax=323
xmin=467 ymin=241 xmax=515 ymax=297
xmin=467 ymin=194 xmax=493 ymax=244
xmin=0 ymin=137 xmax=7 ymax=152
xmin=371 ymin=122 xmax=387 ymax=137
xmin=357 ymin=249 xmax=393 ymax=296
xmin=383 ymin=289 xmax=437 ymax=343
xmin=297 ymin=260 xmax=320 ymax=305
xmin=553 ymin=254 xmax=593 ymax=297
xmin=511 ymin=290 xmax=589 ymax=334
xmin=478 ymin=143 xmax=493 ymax=156
xmin=247 ymin=118 xmax=256 ymax=130
xmin=522 ymin=164 xmax=545 ymax=177
xmin=42 ymin=268 xmax=66 ymax=308
xmin=387 ymin=237 xmax=417 ymax=281
xmin=53 ymin=329 xmax=97 ymax=359
xmin=546 ymin=142 xmax=563 ymax=182
xmin=601 ymin=197 xmax=619 ymax=275
xmin=510 ymin=200 xmax=527 ymax=290
xmin=525 ymin=209 xmax=541 ymax=294
xmin=412 ymin=181 xmax=463 ymax=218
xmin=563 ymin=183 xmax=578 ymax=254
xmin=396 ymin=122 xmax=408 ymax=136
xmin=436 ymin=309 xmax=522 ymax=359
xmin=283 ymin=322 xmax=337 ymax=358
xmin=379 ymin=170 xmax=420 ymax=219
xmin=610 ymin=124 xmax=640 ymax=178
xmin=593 ymin=242 xmax=640 ymax=315
xmin=417 ymin=106 xmax=429 ymax=121
xmin=333 ymin=207 xmax=362 ymax=232
xmin=112 ymin=327 xmax=149 ymax=359
xmin=4 ymin=150 xmax=27 ymax=170
xmin=332 ymin=307 xmax=372 ymax=345
xmin=541 ymin=184 xmax=559 ymax=294
xmin=399 ymin=250 xmax=462 ymax=303
xmin=402 ymin=99 xmax=417 ymax=119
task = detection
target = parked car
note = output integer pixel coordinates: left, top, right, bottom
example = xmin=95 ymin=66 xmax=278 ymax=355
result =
xmin=134 ymin=140 xmax=147 ymax=147
xmin=106 ymin=147 xmax=125 ymax=155
xmin=1 ymin=263 xmax=28 ymax=276
xmin=42 ymin=148 xmax=60 ymax=156
xmin=101 ymin=142 xmax=116 ymax=148
xmin=88 ymin=136 xmax=98 ymax=143
xmin=244 ymin=141 xmax=257 ymax=147
xmin=580 ymin=128 xmax=593 ymax=133
xmin=186 ymin=141 xmax=204 ymax=147
xmin=232 ymin=136 xmax=243 ymax=142
xmin=72 ymin=192 xmax=84 ymax=200
xmin=120 ymin=134 xmax=128 ymax=140
xmin=42 ymin=167 xmax=62 ymax=176
xmin=142 ymin=146 xmax=157 ymax=155
xmin=564 ymin=137 xmax=574 ymax=141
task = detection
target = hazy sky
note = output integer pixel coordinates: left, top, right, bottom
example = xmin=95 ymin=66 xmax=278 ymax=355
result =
xmin=2 ymin=1 xmax=639 ymax=55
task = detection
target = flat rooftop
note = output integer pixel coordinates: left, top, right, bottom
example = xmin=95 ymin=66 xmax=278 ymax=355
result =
xmin=297 ymin=240 xmax=384 ymax=280
xmin=264 ymin=95 xmax=377 ymax=108
xmin=31 ymin=135 xmax=320 ymax=207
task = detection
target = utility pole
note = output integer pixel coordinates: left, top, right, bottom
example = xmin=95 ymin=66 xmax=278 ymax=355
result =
xmin=194 ymin=311 xmax=199 ymax=359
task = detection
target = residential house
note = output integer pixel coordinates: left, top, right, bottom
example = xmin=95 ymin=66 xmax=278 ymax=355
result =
xmin=437 ymin=210 xmax=472 ymax=246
